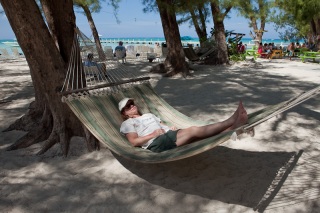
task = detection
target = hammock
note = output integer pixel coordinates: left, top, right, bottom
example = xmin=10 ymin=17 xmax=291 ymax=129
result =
xmin=60 ymin=29 xmax=320 ymax=163
xmin=183 ymin=46 xmax=215 ymax=62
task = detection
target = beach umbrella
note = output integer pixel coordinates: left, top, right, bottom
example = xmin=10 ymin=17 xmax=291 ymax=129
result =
xmin=181 ymin=36 xmax=193 ymax=41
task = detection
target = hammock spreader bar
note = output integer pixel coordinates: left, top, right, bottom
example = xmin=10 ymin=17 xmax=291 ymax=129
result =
xmin=61 ymin=76 xmax=151 ymax=95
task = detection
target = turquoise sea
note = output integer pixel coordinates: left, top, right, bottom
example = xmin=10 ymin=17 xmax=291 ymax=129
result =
xmin=0 ymin=39 xmax=23 ymax=55
xmin=0 ymin=37 xmax=292 ymax=52
xmin=98 ymin=37 xmax=292 ymax=49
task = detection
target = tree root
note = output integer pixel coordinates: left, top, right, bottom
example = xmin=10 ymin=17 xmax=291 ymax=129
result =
xmin=83 ymin=125 xmax=100 ymax=152
xmin=149 ymin=62 xmax=190 ymax=78
xmin=3 ymin=101 xmax=42 ymax=132
xmin=6 ymin=126 xmax=51 ymax=151
xmin=36 ymin=132 xmax=59 ymax=155
xmin=5 ymin=100 xmax=100 ymax=155
xmin=6 ymin=103 xmax=53 ymax=151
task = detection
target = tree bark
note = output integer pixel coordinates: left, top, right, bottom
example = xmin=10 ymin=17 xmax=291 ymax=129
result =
xmin=155 ymin=0 xmax=190 ymax=77
xmin=189 ymin=4 xmax=208 ymax=47
xmin=1 ymin=0 xmax=99 ymax=155
xmin=207 ymin=2 xmax=229 ymax=65
xmin=315 ymin=18 xmax=320 ymax=50
xmin=82 ymin=5 xmax=106 ymax=61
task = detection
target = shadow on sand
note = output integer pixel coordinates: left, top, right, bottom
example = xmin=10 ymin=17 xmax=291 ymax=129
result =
xmin=115 ymin=147 xmax=302 ymax=212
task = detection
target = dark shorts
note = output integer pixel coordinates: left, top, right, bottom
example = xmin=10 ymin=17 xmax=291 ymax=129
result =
xmin=147 ymin=130 xmax=178 ymax=153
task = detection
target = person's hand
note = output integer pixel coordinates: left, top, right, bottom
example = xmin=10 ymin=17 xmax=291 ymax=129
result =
xmin=170 ymin=126 xmax=178 ymax=131
xmin=152 ymin=129 xmax=165 ymax=137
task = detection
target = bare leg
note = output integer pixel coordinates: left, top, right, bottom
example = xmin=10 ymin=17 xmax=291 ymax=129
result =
xmin=175 ymin=102 xmax=248 ymax=147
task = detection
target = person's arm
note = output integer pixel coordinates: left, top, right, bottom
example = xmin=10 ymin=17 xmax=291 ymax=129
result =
xmin=160 ymin=121 xmax=177 ymax=131
xmin=125 ymin=129 xmax=164 ymax=147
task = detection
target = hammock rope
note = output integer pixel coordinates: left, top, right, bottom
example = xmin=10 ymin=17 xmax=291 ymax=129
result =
xmin=61 ymin=28 xmax=150 ymax=98
xmin=59 ymin=28 xmax=320 ymax=163
xmin=243 ymin=85 xmax=320 ymax=131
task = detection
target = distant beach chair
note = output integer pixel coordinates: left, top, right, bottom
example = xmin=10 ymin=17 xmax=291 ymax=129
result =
xmin=134 ymin=45 xmax=143 ymax=59
xmin=80 ymin=51 xmax=88 ymax=61
xmin=0 ymin=48 xmax=14 ymax=59
xmin=125 ymin=45 xmax=137 ymax=59
xmin=153 ymin=46 xmax=163 ymax=62
xmin=104 ymin=49 xmax=114 ymax=60
xmin=11 ymin=47 xmax=24 ymax=58
xmin=161 ymin=46 xmax=168 ymax=58
xmin=103 ymin=46 xmax=112 ymax=51
xmin=139 ymin=45 xmax=150 ymax=59
xmin=115 ymin=49 xmax=126 ymax=64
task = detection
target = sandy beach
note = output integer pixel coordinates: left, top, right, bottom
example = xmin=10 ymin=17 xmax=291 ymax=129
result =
xmin=0 ymin=56 xmax=319 ymax=213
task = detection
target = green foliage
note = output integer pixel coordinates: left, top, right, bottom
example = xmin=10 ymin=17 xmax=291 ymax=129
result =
xmin=74 ymin=0 xmax=104 ymax=12
xmin=141 ymin=0 xmax=159 ymax=13
xmin=175 ymin=0 xmax=210 ymax=25
xmin=210 ymin=29 xmax=243 ymax=43
xmin=233 ymin=0 xmax=271 ymax=41
xmin=272 ymin=13 xmax=305 ymax=42
xmin=227 ymin=34 xmax=246 ymax=62
xmin=142 ymin=0 xmax=211 ymax=46
xmin=229 ymin=53 xmax=246 ymax=62
xmin=210 ymin=29 xmax=246 ymax=61
xmin=272 ymin=0 xmax=320 ymax=40
xmin=73 ymin=0 xmax=120 ymax=15
xmin=73 ymin=0 xmax=121 ymax=23
xmin=235 ymin=0 xmax=272 ymax=21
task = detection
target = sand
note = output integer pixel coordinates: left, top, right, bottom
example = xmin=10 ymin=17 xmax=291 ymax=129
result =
xmin=0 ymin=56 xmax=319 ymax=213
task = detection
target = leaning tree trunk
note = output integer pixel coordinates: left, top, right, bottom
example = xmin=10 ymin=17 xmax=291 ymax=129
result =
xmin=154 ymin=0 xmax=190 ymax=77
xmin=82 ymin=5 xmax=106 ymax=61
xmin=250 ymin=17 xmax=266 ymax=46
xmin=1 ymin=0 xmax=99 ymax=155
xmin=189 ymin=7 xmax=207 ymax=47
xmin=315 ymin=18 xmax=320 ymax=50
xmin=206 ymin=3 xmax=229 ymax=65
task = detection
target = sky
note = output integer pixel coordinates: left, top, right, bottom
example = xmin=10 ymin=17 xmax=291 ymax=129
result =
xmin=0 ymin=0 xmax=280 ymax=40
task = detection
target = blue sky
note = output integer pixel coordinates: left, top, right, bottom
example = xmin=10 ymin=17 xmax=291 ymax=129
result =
xmin=0 ymin=0 xmax=279 ymax=40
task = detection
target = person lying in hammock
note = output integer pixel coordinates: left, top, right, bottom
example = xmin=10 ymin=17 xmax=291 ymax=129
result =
xmin=119 ymin=98 xmax=248 ymax=153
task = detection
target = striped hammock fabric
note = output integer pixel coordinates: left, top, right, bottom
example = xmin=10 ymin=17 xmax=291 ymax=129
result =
xmin=62 ymin=28 xmax=320 ymax=163
xmin=63 ymin=83 xmax=318 ymax=163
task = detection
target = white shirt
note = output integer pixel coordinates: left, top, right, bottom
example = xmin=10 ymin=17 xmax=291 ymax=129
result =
xmin=120 ymin=113 xmax=170 ymax=149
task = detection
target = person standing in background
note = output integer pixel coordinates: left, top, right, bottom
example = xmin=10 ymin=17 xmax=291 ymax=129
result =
xmin=287 ymin=42 xmax=295 ymax=61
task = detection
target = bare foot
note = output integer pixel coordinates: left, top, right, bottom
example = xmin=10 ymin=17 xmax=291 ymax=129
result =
xmin=228 ymin=100 xmax=244 ymax=122
xmin=223 ymin=101 xmax=247 ymax=132
xmin=231 ymin=105 xmax=248 ymax=130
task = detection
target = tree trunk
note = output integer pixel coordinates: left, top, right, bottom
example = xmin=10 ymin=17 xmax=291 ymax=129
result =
xmin=155 ymin=0 xmax=190 ymax=77
xmin=248 ymin=1 xmax=266 ymax=46
xmin=1 ymin=0 xmax=99 ymax=155
xmin=249 ymin=17 xmax=261 ymax=46
xmin=207 ymin=2 xmax=229 ymax=65
xmin=315 ymin=18 xmax=320 ymax=50
xmin=82 ymin=5 xmax=106 ymax=61
xmin=189 ymin=5 xmax=207 ymax=47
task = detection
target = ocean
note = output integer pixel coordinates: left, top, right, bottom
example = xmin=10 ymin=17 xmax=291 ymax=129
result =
xmin=0 ymin=39 xmax=23 ymax=55
xmin=0 ymin=37 xmax=292 ymax=53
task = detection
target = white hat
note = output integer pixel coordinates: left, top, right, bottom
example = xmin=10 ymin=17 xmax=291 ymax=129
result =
xmin=118 ymin=98 xmax=133 ymax=111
